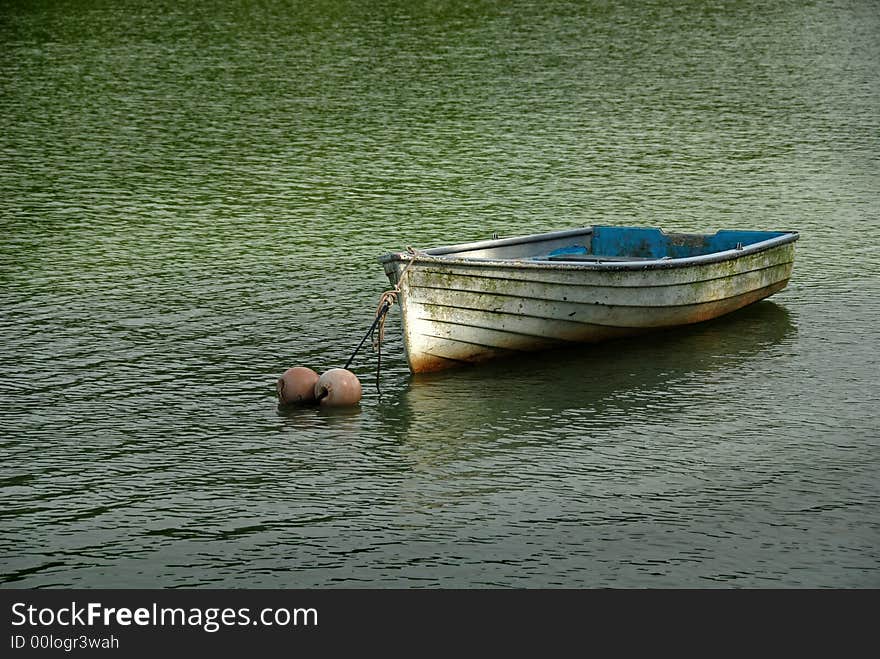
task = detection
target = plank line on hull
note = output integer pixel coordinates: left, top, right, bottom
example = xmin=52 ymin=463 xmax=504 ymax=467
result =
xmin=407 ymin=268 xmax=793 ymax=315
xmin=413 ymin=278 xmax=791 ymax=323
xmin=407 ymin=282 xmax=789 ymax=347
xmin=415 ymin=321 xmax=625 ymax=355
xmin=410 ymin=261 xmax=793 ymax=290
xmin=420 ymin=332 xmax=544 ymax=351
xmin=413 ymin=340 xmax=519 ymax=370
xmin=409 ymin=257 xmax=795 ymax=290
xmin=418 ymin=320 xmax=584 ymax=344
xmin=420 ymin=352 xmax=472 ymax=364
xmin=418 ymin=306 xmax=717 ymax=338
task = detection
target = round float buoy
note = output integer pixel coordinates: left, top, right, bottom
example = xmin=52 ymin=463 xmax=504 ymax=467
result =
xmin=277 ymin=366 xmax=319 ymax=405
xmin=315 ymin=368 xmax=362 ymax=407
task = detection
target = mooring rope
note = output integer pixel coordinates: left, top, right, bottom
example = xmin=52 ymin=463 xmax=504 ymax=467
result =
xmin=343 ymin=247 xmax=421 ymax=392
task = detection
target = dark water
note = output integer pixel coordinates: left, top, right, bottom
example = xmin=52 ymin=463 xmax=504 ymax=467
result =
xmin=1 ymin=0 xmax=878 ymax=587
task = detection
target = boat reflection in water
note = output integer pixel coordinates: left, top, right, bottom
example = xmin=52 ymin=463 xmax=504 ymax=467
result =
xmin=385 ymin=301 xmax=795 ymax=462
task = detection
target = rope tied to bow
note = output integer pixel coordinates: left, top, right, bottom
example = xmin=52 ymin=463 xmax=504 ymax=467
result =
xmin=371 ymin=247 xmax=419 ymax=352
xmin=343 ymin=247 xmax=421 ymax=392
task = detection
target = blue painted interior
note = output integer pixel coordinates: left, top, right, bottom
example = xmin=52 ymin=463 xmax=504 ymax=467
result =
xmin=546 ymin=226 xmax=786 ymax=260
xmin=546 ymin=244 xmax=589 ymax=258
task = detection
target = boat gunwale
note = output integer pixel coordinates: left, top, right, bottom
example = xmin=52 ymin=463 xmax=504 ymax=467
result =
xmin=378 ymin=227 xmax=799 ymax=272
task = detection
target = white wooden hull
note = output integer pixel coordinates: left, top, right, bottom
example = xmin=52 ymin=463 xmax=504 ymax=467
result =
xmin=380 ymin=227 xmax=797 ymax=373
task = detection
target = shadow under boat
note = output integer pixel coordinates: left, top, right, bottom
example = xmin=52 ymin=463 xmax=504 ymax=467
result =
xmin=380 ymin=301 xmax=796 ymax=446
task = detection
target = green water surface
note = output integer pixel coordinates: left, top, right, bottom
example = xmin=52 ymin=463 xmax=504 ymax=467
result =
xmin=1 ymin=0 xmax=878 ymax=587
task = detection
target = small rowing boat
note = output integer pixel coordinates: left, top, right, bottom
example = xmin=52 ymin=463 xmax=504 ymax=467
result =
xmin=378 ymin=225 xmax=798 ymax=373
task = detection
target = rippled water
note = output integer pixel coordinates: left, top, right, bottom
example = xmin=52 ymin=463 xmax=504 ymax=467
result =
xmin=2 ymin=0 xmax=878 ymax=587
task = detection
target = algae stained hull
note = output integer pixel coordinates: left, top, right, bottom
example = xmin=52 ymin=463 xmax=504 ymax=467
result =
xmin=379 ymin=225 xmax=799 ymax=373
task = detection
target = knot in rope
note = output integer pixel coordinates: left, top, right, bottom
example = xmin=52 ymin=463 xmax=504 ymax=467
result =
xmin=343 ymin=248 xmax=422 ymax=392
xmin=372 ymin=290 xmax=398 ymax=352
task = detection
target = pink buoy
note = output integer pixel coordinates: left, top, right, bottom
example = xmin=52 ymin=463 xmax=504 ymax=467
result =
xmin=277 ymin=366 xmax=319 ymax=405
xmin=315 ymin=368 xmax=362 ymax=407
